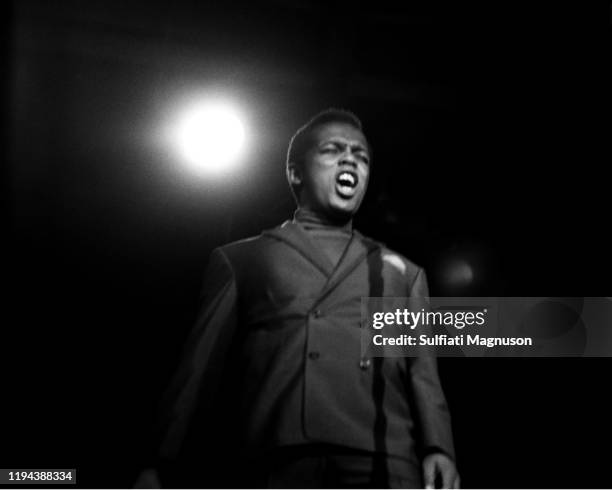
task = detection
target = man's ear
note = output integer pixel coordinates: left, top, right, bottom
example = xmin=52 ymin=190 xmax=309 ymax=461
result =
xmin=287 ymin=163 xmax=302 ymax=186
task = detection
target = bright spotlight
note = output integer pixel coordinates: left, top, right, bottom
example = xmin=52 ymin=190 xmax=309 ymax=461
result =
xmin=175 ymin=102 xmax=246 ymax=174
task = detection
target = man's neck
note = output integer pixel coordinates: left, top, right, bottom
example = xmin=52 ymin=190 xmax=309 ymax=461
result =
xmin=293 ymin=208 xmax=353 ymax=233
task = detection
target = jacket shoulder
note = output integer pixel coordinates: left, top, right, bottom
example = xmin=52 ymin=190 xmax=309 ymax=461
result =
xmin=214 ymin=234 xmax=267 ymax=260
xmin=213 ymin=224 xmax=285 ymax=262
xmin=357 ymin=231 xmax=424 ymax=283
xmin=382 ymin=245 xmax=423 ymax=278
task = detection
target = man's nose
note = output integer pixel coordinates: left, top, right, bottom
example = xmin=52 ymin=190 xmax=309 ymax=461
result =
xmin=339 ymin=151 xmax=358 ymax=167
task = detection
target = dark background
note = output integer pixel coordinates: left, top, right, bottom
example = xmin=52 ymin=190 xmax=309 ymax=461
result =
xmin=6 ymin=0 xmax=611 ymax=487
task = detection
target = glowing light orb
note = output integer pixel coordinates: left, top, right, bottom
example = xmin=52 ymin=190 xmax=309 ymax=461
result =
xmin=175 ymin=102 xmax=246 ymax=174
xmin=445 ymin=259 xmax=474 ymax=286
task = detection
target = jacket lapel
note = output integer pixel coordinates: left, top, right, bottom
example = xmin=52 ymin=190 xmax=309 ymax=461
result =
xmin=317 ymin=230 xmax=380 ymax=303
xmin=262 ymin=221 xmax=335 ymax=277
xmin=263 ymin=222 xmax=382 ymax=303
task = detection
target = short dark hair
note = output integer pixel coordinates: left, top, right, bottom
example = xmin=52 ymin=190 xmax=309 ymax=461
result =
xmin=286 ymin=108 xmax=368 ymax=201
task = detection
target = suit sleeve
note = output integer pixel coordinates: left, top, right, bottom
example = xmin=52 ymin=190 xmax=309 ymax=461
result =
xmin=154 ymin=247 xmax=239 ymax=463
xmin=407 ymin=267 xmax=456 ymax=461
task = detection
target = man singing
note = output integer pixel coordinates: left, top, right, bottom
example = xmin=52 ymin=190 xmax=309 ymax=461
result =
xmin=139 ymin=109 xmax=459 ymax=488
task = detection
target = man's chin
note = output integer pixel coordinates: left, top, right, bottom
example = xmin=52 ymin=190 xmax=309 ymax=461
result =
xmin=328 ymin=199 xmax=360 ymax=220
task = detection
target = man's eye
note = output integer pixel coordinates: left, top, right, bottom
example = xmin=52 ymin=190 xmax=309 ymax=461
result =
xmin=321 ymin=146 xmax=338 ymax=153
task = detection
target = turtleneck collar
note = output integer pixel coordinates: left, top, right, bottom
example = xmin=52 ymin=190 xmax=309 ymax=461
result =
xmin=293 ymin=208 xmax=353 ymax=233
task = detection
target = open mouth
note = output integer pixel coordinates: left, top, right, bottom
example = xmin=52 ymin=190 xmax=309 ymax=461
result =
xmin=335 ymin=171 xmax=359 ymax=198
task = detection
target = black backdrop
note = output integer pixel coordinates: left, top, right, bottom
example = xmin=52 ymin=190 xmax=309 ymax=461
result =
xmin=6 ymin=1 xmax=611 ymax=487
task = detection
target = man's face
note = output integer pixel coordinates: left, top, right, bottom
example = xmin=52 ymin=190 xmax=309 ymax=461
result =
xmin=294 ymin=122 xmax=370 ymax=219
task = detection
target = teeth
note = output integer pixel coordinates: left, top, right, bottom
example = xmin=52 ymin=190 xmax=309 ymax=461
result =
xmin=338 ymin=172 xmax=356 ymax=186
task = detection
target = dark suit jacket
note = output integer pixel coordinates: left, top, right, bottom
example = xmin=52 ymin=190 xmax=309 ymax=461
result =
xmin=156 ymin=220 xmax=455 ymax=472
